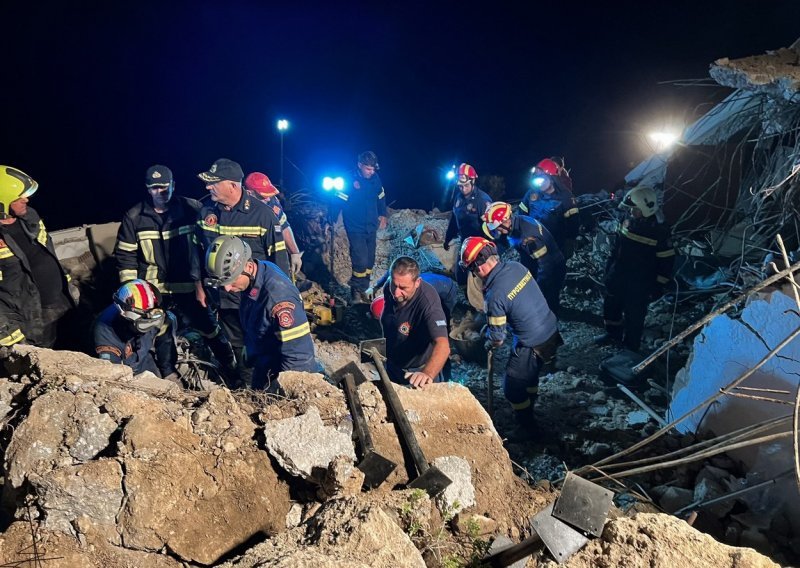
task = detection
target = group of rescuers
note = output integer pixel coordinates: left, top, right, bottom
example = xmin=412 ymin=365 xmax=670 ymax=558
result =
xmin=0 ymin=153 xmax=674 ymax=440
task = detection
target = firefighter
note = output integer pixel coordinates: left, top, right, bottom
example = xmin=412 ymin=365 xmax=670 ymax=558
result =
xmin=115 ymin=165 xmax=236 ymax=380
xmin=443 ymin=163 xmax=492 ymax=284
xmin=93 ymin=279 xmax=179 ymax=381
xmin=329 ymin=151 xmax=388 ymax=304
xmin=193 ymin=158 xmax=290 ymax=388
xmin=204 ymin=236 xmax=320 ymax=392
xmin=518 ymin=158 xmax=579 ymax=257
xmin=594 ymin=186 xmax=675 ymax=352
xmin=244 ymin=171 xmax=304 ymax=277
xmin=482 ymin=201 xmax=566 ymax=315
xmin=460 ymin=237 xmax=562 ymax=441
xmin=0 ymin=166 xmax=77 ymax=348
xmin=377 ymin=256 xmax=450 ymax=388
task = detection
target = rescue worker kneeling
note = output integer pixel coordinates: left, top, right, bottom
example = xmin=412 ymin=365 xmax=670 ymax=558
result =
xmin=204 ymin=236 xmax=320 ymax=391
xmin=460 ymin=237 xmax=562 ymax=442
xmin=93 ymin=279 xmax=180 ymax=381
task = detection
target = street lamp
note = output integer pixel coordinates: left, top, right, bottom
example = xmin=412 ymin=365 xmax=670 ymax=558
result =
xmin=277 ymin=119 xmax=289 ymax=189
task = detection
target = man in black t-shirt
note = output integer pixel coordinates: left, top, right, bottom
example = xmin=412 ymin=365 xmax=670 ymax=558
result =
xmin=380 ymin=256 xmax=450 ymax=388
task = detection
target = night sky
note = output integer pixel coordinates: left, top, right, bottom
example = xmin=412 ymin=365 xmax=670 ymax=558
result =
xmin=2 ymin=2 xmax=799 ymax=230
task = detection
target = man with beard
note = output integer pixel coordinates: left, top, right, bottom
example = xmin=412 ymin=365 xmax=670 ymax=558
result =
xmin=115 ymin=165 xmax=236 ymax=382
xmin=379 ymin=256 xmax=450 ymax=388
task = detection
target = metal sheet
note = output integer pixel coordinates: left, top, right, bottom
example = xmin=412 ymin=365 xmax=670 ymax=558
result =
xmin=531 ymin=503 xmax=589 ymax=564
xmin=552 ymin=473 xmax=613 ymax=537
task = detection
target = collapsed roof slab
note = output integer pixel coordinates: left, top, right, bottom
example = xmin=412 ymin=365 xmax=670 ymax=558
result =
xmin=710 ymin=41 xmax=800 ymax=101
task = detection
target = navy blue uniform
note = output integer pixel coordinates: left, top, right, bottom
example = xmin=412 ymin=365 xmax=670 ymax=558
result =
xmin=485 ymin=215 xmax=566 ymax=315
xmin=240 ymin=260 xmax=319 ymax=390
xmin=445 ymin=187 xmax=492 ymax=285
xmin=483 ymin=261 xmax=558 ymax=410
xmin=92 ymin=305 xmax=161 ymax=376
xmin=603 ymin=215 xmax=674 ymax=351
xmin=518 ymin=184 xmax=579 ymax=251
xmin=374 ymin=271 xmax=457 ymax=326
xmin=381 ymin=280 xmax=449 ymax=384
xmin=332 ymin=170 xmax=387 ymax=294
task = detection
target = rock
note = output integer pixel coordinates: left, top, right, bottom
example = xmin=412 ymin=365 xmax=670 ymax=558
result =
xmin=318 ymin=455 xmax=366 ymax=499
xmin=658 ymin=486 xmax=694 ymax=513
xmin=264 ymin=406 xmax=356 ymax=480
xmin=739 ymin=528 xmax=772 ymax=556
xmin=693 ymin=478 xmax=733 ymax=517
xmin=626 ymin=410 xmax=650 ymax=426
xmin=432 ymin=455 xmax=476 ymax=515
xmin=584 ymin=442 xmax=612 ymax=458
xmin=454 ymin=513 xmax=497 ymax=536
xmin=590 ymin=390 xmax=607 ymax=403
xmin=286 ymin=503 xmax=304 ymax=529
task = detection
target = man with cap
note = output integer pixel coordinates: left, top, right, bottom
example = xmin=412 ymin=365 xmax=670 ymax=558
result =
xmin=193 ymin=158 xmax=290 ymax=388
xmin=244 ymin=171 xmax=303 ymax=277
xmin=114 ymin=165 xmax=237 ymax=382
xmin=0 ymin=165 xmax=78 ymax=348
xmin=204 ymin=235 xmax=320 ymax=391
xmin=328 ymin=150 xmax=388 ymax=304
xmin=93 ymin=279 xmax=178 ymax=380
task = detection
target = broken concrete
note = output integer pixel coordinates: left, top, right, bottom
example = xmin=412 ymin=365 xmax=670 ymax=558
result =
xmin=432 ymin=455 xmax=475 ymax=515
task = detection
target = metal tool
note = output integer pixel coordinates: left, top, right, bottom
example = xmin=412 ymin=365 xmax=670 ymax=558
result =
xmin=486 ymin=347 xmax=495 ymax=415
xmin=360 ymin=339 xmax=452 ymax=497
xmin=551 ymin=472 xmax=614 ymax=537
xmin=332 ymin=361 xmax=397 ymax=489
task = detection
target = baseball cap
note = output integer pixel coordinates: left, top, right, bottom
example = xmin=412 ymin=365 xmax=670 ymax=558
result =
xmin=198 ymin=158 xmax=244 ymax=183
xmin=145 ymin=165 xmax=173 ymax=188
xmin=244 ymin=171 xmax=279 ymax=197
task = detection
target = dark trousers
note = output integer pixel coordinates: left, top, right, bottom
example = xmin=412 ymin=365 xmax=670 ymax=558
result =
xmin=220 ymin=308 xmax=253 ymax=388
xmin=504 ymin=345 xmax=541 ymax=411
xmin=603 ymin=285 xmax=650 ymax=351
xmin=537 ymin=264 xmax=566 ymax=317
xmin=37 ymin=300 xmax=71 ymax=349
xmin=348 ymin=230 xmax=377 ymax=293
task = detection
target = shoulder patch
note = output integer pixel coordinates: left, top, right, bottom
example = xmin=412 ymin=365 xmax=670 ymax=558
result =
xmin=204 ymin=214 xmax=217 ymax=227
xmin=96 ymin=345 xmax=122 ymax=358
xmin=0 ymin=239 xmax=6 ymax=248
xmin=272 ymin=205 xmax=282 ymax=217
xmin=248 ymin=287 xmax=260 ymax=299
xmin=354 ymin=180 xmax=361 ymax=189
xmin=272 ymin=301 xmax=296 ymax=328
xmin=398 ymin=321 xmax=411 ymax=336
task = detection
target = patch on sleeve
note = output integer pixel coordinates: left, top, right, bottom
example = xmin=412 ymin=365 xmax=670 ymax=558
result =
xmin=272 ymin=301 xmax=296 ymax=328
xmin=203 ymin=214 xmax=217 ymax=227
xmin=435 ymin=320 xmax=447 ymax=327
xmin=96 ymin=345 xmax=122 ymax=358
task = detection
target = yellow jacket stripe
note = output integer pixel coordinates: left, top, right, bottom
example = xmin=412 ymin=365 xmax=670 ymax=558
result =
xmin=279 ymin=322 xmax=311 ymax=342
xmin=119 ymin=269 xmax=138 ymax=282
xmin=656 ymin=249 xmax=675 ymax=258
xmin=532 ymin=246 xmax=548 ymax=259
xmin=0 ymin=248 xmax=14 ymax=260
xmin=564 ymin=207 xmax=579 ymax=218
xmin=519 ymin=202 xmax=529 ymax=213
xmin=378 ymin=188 xmax=385 ymax=199
xmin=0 ymin=328 xmax=25 ymax=346
xmin=621 ymin=227 xmax=657 ymax=246
xmin=117 ymin=240 xmax=138 ymax=252
xmin=36 ymin=220 xmax=48 ymax=246
xmin=488 ymin=315 xmax=507 ymax=326
xmin=197 ymin=221 xmax=269 ymax=236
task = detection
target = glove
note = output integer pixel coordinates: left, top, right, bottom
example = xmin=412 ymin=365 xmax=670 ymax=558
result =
xmin=364 ymin=287 xmax=375 ymax=300
xmin=443 ymin=240 xmax=451 ymax=251
xmin=68 ymin=281 xmax=81 ymax=304
xmin=290 ymin=252 xmax=303 ymax=275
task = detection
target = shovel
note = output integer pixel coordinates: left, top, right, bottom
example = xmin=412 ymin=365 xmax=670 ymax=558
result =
xmin=360 ymin=338 xmax=452 ymax=497
xmin=482 ymin=472 xmax=613 ymax=566
xmin=331 ymin=361 xmax=397 ymax=490
xmin=486 ymin=347 xmax=495 ymax=416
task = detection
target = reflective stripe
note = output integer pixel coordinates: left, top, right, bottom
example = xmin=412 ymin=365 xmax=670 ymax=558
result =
xmin=119 ymin=269 xmax=138 ymax=282
xmin=336 ymin=192 xmax=349 ymax=201
xmin=274 ymin=240 xmax=287 ymax=251
xmin=656 ymin=249 xmax=675 ymax=258
xmin=144 ymin=265 xmax=159 ymax=282
xmin=197 ymin=221 xmax=268 ymax=236
xmin=117 ymin=240 xmax=138 ymax=252
xmin=160 ymin=225 xmax=194 ymax=239
xmin=365 ymin=268 xmax=372 ymax=275
xmin=506 ymin=272 xmax=531 ymax=301
xmin=526 ymin=386 xmax=539 ymax=394
xmin=141 ymin=239 xmax=156 ymax=266
xmin=519 ymin=202 xmax=529 ymax=213
xmin=137 ymin=230 xmax=161 ymax=240
xmin=488 ymin=315 xmax=507 ymax=326
xmin=378 ymin=188 xmax=385 ymax=199
xmin=279 ymin=322 xmax=311 ymax=342
xmin=0 ymin=247 xmax=14 ymax=259
xmin=511 ymin=398 xmax=531 ymax=410
xmin=621 ymin=227 xmax=657 ymax=246
xmin=656 ymin=275 xmax=670 ymax=284
xmin=0 ymin=328 xmax=24 ymax=346
xmin=353 ymin=269 xmax=369 ymax=277
xmin=278 ymin=213 xmax=287 ymax=225
xmin=564 ymin=207 xmax=579 ymax=218
xmin=36 ymin=220 xmax=47 ymax=246
xmin=532 ymin=246 xmax=547 ymax=259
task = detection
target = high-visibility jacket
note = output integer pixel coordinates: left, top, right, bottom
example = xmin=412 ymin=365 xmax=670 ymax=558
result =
xmin=483 ymin=260 xmax=557 ymax=348
xmin=114 ymin=196 xmax=201 ymax=294
xmin=605 ymin=215 xmax=675 ymax=293
xmin=240 ymin=260 xmax=317 ymax=373
xmin=331 ymin=170 xmax=387 ymax=233
xmin=0 ymin=207 xmax=73 ymax=346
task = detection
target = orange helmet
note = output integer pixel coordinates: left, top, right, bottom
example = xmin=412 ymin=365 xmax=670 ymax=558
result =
xmin=483 ymin=201 xmax=512 ymax=231
xmin=370 ymin=295 xmax=386 ymax=319
xmin=244 ymin=171 xmax=279 ymax=198
xmin=459 ymin=237 xmax=497 ymax=270
xmin=534 ymin=158 xmax=559 ymax=177
xmin=457 ymin=163 xmax=477 ymax=184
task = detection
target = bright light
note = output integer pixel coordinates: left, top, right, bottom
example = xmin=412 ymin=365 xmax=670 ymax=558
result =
xmin=277 ymin=119 xmax=289 ymax=131
xmin=648 ymin=131 xmax=678 ymax=151
xmin=322 ymin=176 xmax=344 ymax=191
xmin=446 ymin=170 xmax=455 ymax=181
xmin=531 ymin=175 xmax=546 ymax=188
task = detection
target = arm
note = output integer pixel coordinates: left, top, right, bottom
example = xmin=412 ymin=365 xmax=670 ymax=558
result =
xmin=517 ymin=190 xmax=530 ymax=214
xmin=655 ymin=227 xmax=676 ymax=289
xmin=443 ymin=211 xmax=458 ymax=248
xmin=485 ymin=295 xmax=508 ymax=347
xmin=264 ymin=210 xmax=290 ymax=275
xmin=407 ymin=294 xmax=449 ymax=388
xmin=114 ymin=213 xmax=140 ymax=283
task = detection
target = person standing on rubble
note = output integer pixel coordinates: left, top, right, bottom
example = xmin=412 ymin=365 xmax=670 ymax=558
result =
xmin=93 ymin=279 xmax=179 ymax=381
xmin=244 ymin=171 xmax=304 ymax=277
xmin=482 ymin=201 xmax=566 ymax=315
xmin=0 ymin=166 xmax=78 ymax=349
xmin=193 ymin=158 xmax=290 ymax=388
xmin=378 ymin=256 xmax=450 ymax=388
xmin=443 ymin=163 xmax=492 ymax=285
xmin=329 ymin=151 xmax=388 ymax=304
xmin=460 ymin=237 xmax=562 ymax=442
xmin=518 ymin=158 xmax=579 ymax=258
xmin=204 ymin=236 xmax=320 ymax=392
xmin=115 ymin=165 xmax=237 ymax=382
xmin=594 ymin=185 xmax=675 ymax=352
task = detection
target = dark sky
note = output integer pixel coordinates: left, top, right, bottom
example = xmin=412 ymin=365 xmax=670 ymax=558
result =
xmin=2 ymin=1 xmax=799 ymax=229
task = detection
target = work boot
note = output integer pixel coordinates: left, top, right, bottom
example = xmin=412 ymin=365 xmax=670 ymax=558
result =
xmin=593 ymin=331 xmax=622 ymax=347
xmin=504 ymin=407 xmax=543 ymax=444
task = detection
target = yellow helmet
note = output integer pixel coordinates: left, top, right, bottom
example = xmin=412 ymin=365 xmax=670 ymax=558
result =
xmin=621 ymin=185 xmax=658 ymax=218
xmin=0 ymin=166 xmax=38 ymax=220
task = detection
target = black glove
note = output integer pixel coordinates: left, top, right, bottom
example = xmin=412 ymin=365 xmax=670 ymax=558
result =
xmin=443 ymin=240 xmax=451 ymax=251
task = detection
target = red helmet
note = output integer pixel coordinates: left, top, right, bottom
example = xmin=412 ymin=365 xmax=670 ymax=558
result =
xmin=483 ymin=201 xmax=512 ymax=230
xmin=460 ymin=236 xmax=497 ymax=269
xmin=457 ymin=163 xmax=477 ymax=179
xmin=534 ymin=158 xmax=559 ymax=177
xmin=244 ymin=171 xmax=279 ymax=198
xmin=370 ymin=295 xmax=385 ymax=319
